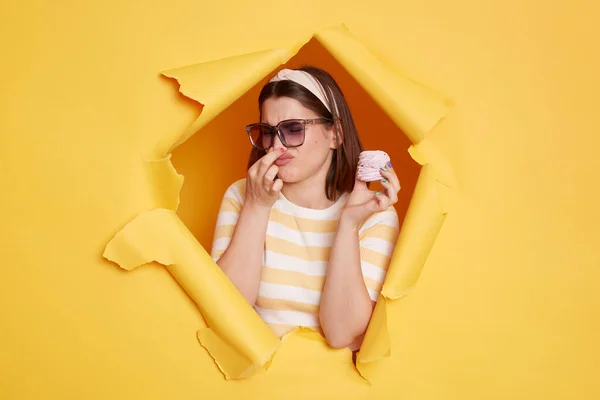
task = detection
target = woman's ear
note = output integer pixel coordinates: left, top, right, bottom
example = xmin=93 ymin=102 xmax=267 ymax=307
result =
xmin=330 ymin=119 xmax=344 ymax=149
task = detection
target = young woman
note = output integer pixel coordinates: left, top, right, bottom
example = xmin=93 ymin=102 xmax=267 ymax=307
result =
xmin=210 ymin=66 xmax=401 ymax=350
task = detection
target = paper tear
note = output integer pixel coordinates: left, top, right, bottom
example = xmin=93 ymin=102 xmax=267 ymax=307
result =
xmin=143 ymin=155 xmax=184 ymax=211
xmin=381 ymin=164 xmax=448 ymax=300
xmin=408 ymin=138 xmax=456 ymax=188
xmin=315 ymin=25 xmax=450 ymax=144
xmin=160 ymin=45 xmax=307 ymax=155
xmin=104 ymin=23 xmax=454 ymax=383
xmin=103 ymin=209 xmax=280 ymax=379
xmin=282 ymin=327 xmax=327 ymax=343
xmin=355 ymin=296 xmax=390 ymax=383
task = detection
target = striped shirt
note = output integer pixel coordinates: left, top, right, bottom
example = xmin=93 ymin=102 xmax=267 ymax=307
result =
xmin=211 ymin=178 xmax=399 ymax=338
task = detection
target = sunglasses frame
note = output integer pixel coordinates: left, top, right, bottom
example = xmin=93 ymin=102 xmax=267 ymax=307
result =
xmin=245 ymin=118 xmax=333 ymax=150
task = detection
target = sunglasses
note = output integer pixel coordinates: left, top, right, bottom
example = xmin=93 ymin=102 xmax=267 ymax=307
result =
xmin=245 ymin=118 xmax=333 ymax=150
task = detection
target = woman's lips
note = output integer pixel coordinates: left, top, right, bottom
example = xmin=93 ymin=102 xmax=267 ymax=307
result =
xmin=275 ymin=155 xmax=293 ymax=166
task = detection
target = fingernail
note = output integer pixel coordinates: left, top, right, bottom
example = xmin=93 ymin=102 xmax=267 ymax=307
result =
xmin=280 ymin=148 xmax=285 ymax=153
xmin=387 ymin=161 xmax=392 ymax=168
xmin=381 ymin=167 xmax=387 ymax=172
xmin=381 ymin=179 xmax=388 ymax=184
xmin=375 ymin=191 xmax=381 ymax=196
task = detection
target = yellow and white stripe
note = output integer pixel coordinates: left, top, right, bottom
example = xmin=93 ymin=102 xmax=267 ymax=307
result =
xmin=211 ymin=179 xmax=399 ymax=338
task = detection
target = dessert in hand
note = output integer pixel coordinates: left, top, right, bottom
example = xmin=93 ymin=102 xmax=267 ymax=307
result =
xmin=357 ymin=150 xmax=391 ymax=182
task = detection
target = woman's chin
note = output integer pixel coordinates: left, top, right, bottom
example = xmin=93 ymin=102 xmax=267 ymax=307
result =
xmin=277 ymin=168 xmax=300 ymax=183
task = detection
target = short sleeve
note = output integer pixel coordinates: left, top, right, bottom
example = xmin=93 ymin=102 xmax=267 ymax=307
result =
xmin=358 ymin=206 xmax=400 ymax=301
xmin=210 ymin=179 xmax=247 ymax=262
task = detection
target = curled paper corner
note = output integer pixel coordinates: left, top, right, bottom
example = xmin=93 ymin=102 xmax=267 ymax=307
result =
xmin=314 ymin=24 xmax=451 ymax=144
xmin=381 ymin=164 xmax=449 ymax=300
xmin=355 ymin=296 xmax=391 ymax=384
xmin=159 ymin=44 xmax=308 ymax=154
xmin=103 ymin=208 xmax=280 ymax=380
xmin=408 ymin=139 xmax=456 ymax=189
xmin=197 ymin=327 xmax=280 ymax=380
xmin=408 ymin=137 xmax=458 ymax=216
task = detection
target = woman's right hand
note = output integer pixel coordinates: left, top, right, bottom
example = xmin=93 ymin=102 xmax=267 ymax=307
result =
xmin=245 ymin=147 xmax=285 ymax=209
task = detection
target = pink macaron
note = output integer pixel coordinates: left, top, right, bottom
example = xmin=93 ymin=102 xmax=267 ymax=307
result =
xmin=357 ymin=150 xmax=391 ymax=182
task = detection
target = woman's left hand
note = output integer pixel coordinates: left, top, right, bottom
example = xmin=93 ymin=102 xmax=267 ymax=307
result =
xmin=341 ymin=162 xmax=401 ymax=227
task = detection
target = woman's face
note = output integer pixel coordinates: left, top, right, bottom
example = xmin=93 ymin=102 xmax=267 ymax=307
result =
xmin=261 ymin=96 xmax=338 ymax=184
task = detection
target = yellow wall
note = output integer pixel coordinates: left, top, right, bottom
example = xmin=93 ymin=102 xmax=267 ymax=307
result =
xmin=1 ymin=0 xmax=598 ymax=399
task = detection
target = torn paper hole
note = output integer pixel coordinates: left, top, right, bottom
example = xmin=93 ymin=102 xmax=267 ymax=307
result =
xmin=103 ymin=23 xmax=454 ymax=382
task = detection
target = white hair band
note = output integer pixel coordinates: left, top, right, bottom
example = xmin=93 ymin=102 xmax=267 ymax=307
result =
xmin=269 ymin=69 xmax=338 ymax=116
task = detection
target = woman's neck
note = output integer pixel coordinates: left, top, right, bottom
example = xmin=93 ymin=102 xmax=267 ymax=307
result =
xmin=282 ymin=182 xmax=335 ymax=210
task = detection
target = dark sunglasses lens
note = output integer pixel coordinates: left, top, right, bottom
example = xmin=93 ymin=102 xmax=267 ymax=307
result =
xmin=249 ymin=125 xmax=274 ymax=149
xmin=280 ymin=121 xmax=305 ymax=146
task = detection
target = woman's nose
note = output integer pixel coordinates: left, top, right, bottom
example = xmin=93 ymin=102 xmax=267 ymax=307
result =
xmin=272 ymin=134 xmax=286 ymax=151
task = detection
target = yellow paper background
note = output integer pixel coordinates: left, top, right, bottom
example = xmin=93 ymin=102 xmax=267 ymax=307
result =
xmin=1 ymin=0 xmax=599 ymax=399
xmin=103 ymin=24 xmax=450 ymax=381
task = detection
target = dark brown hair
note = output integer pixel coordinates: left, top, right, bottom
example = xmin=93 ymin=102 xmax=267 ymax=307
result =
xmin=247 ymin=66 xmax=363 ymax=201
